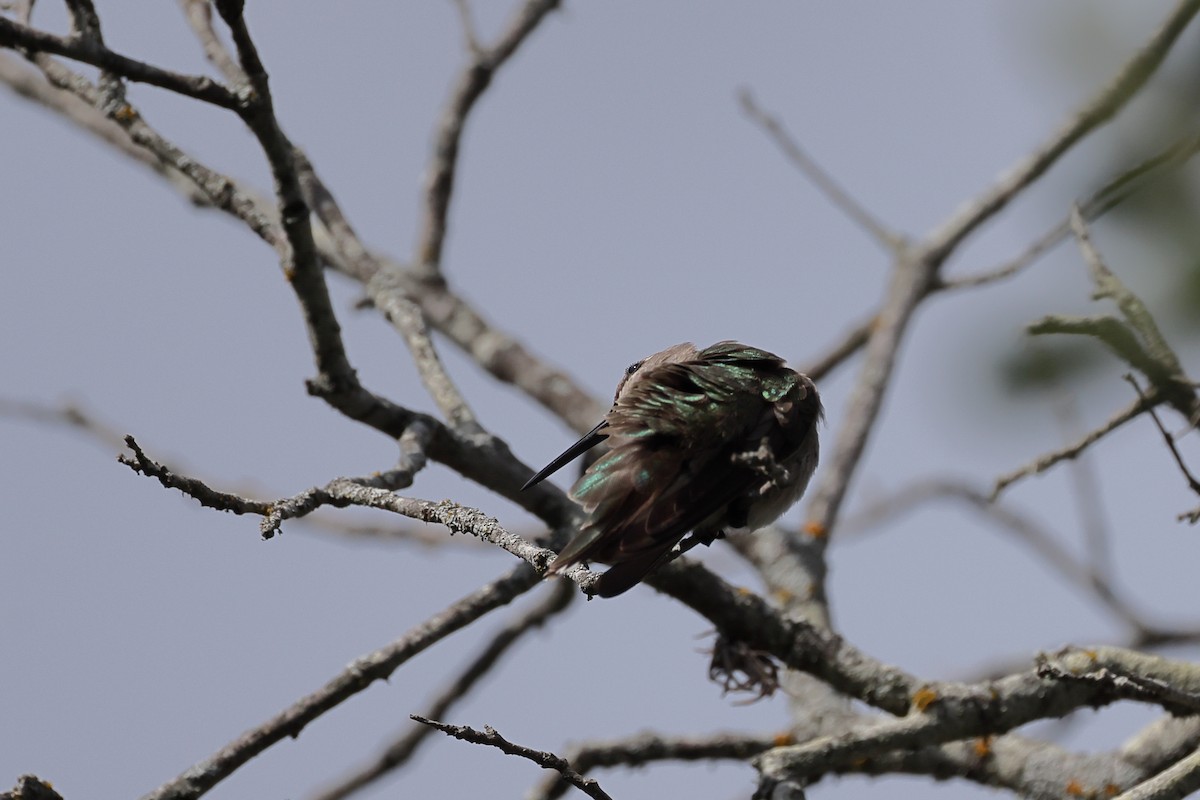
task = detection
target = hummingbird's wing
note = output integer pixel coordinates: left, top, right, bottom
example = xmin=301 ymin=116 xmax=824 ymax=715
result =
xmin=553 ymin=344 xmax=813 ymax=596
xmin=551 ymin=444 xmax=754 ymax=562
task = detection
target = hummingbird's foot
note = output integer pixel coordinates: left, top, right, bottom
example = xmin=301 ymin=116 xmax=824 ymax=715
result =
xmin=707 ymin=632 xmax=780 ymax=702
xmin=732 ymin=437 xmax=793 ymax=489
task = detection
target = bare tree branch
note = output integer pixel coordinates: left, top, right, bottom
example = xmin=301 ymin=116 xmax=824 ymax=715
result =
xmin=120 ymin=435 xmax=270 ymax=516
xmin=738 ymin=88 xmax=903 ymax=252
xmin=1 ymin=775 xmax=64 ymax=800
xmin=530 ymin=731 xmax=780 ymax=800
xmin=997 ymin=205 xmax=1200 ymax=499
xmin=118 ymin=431 xmax=568 ymax=568
xmin=1053 ymin=392 xmax=1118 ymax=585
xmin=258 ymin=422 xmax=435 ymax=538
xmin=1 ymin=27 xmax=606 ymax=441
xmin=140 ymin=562 xmax=544 ymax=800
xmin=368 ymin=270 xmax=480 ymax=432
xmin=1038 ymin=646 xmax=1200 ymax=716
xmin=177 ymin=0 xmax=244 ymax=84
xmin=992 ymin=392 xmax=1157 ymax=499
xmin=943 ymin=128 xmax=1200 ymax=291
xmin=451 ymin=0 xmax=484 ymax=55
xmin=1115 ymin=747 xmax=1200 ymax=800
xmin=209 ymin=3 xmax=361 ymax=404
xmin=410 ymin=716 xmax=613 ymax=800
xmin=754 ymin=644 xmax=1200 ymax=788
xmin=0 ymin=396 xmax=127 ymax=451
xmin=807 ymin=0 xmax=1200 ymax=568
xmin=414 ymin=0 xmax=561 ymax=278
xmin=0 ymin=14 xmax=238 ymax=108
xmin=1126 ymin=375 xmax=1200 ymax=519
xmin=800 ymin=314 xmax=872 ymax=383
xmin=839 ymin=479 xmax=1155 ymax=634
xmin=314 ymin=581 xmax=575 ymax=800
xmin=1120 ymin=717 xmax=1200 ymax=782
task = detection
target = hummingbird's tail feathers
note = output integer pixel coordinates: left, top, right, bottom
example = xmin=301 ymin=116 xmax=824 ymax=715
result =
xmin=545 ymin=526 xmax=606 ymax=576
xmin=521 ymin=421 xmax=609 ymax=491
xmin=592 ymin=545 xmax=677 ymax=597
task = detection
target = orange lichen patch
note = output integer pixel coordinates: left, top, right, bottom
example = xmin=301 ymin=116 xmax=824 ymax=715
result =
xmin=802 ymin=520 xmax=827 ymax=538
xmin=911 ymin=686 xmax=939 ymax=712
xmin=772 ymin=731 xmax=795 ymax=747
xmin=736 ymin=586 xmax=754 ymax=598
xmin=1065 ymin=779 xmax=1087 ymax=797
xmin=771 ymin=588 xmax=795 ymax=604
xmin=113 ymin=105 xmax=139 ymax=123
xmin=972 ymin=736 xmax=993 ymax=758
xmin=1103 ymin=784 xmax=1121 ymax=797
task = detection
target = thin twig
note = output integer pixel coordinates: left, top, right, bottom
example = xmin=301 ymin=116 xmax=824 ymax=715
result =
xmin=1115 ymin=746 xmax=1200 ymax=800
xmin=411 ymin=716 xmax=613 ymax=800
xmin=0 ymin=396 xmax=127 ymax=451
xmin=840 ymin=478 xmax=1150 ymax=633
xmin=1125 ymin=375 xmax=1200 ymax=498
xmin=0 ymin=14 xmax=238 ymax=108
xmin=943 ymin=128 xmax=1200 ymax=291
xmin=120 ymin=435 xmax=270 ymax=516
xmin=805 ymin=124 xmax=1200 ymax=390
xmin=791 ymin=1 xmax=1200 ymax=624
xmin=212 ymin=3 xmax=360 ymax=402
xmin=529 ymin=731 xmax=779 ymax=800
xmin=738 ymin=88 xmax=903 ymax=252
xmin=313 ymin=581 xmax=575 ymax=800
xmin=177 ymin=0 xmax=245 ymax=84
xmin=1000 ymin=207 xmax=1200 ymax=497
xmin=139 ymin=562 xmax=544 ymax=800
xmin=197 ymin=10 xmax=571 ymax=527
xmin=1053 ymin=391 xmax=1117 ymax=585
xmin=922 ymin=0 xmax=1200 ymax=264
xmin=19 ymin=46 xmax=284 ymax=249
xmin=62 ymin=0 xmax=125 ymax=113
xmin=119 ymin=431 xmax=560 ymax=566
xmin=991 ymin=393 xmax=1156 ymax=499
xmin=415 ymin=0 xmax=561 ymax=278
xmin=801 ymin=314 xmax=873 ymax=383
xmin=259 ymin=421 xmax=435 ymax=537
xmin=1120 ymin=717 xmax=1200 ymax=785
xmin=451 ymin=0 xmax=483 ymax=55
xmin=368 ymin=269 xmax=480 ymax=431
xmin=0 ymin=39 xmax=607 ymax=441
xmin=816 ymin=0 xmax=1200 ymax=538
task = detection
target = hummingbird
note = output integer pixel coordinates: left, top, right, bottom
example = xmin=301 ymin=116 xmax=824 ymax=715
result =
xmin=523 ymin=341 xmax=822 ymax=597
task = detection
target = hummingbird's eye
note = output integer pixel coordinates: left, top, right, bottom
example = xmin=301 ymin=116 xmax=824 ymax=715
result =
xmin=614 ymin=359 xmax=645 ymax=404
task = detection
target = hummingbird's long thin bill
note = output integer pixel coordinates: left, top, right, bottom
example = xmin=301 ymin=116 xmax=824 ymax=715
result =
xmin=521 ymin=420 xmax=609 ymax=491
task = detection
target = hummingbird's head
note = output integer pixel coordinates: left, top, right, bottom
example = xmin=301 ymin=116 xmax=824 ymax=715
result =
xmin=612 ymin=342 xmax=700 ymax=404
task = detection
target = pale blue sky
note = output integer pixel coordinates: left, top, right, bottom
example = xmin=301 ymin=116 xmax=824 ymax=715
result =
xmin=3 ymin=3 xmax=1199 ymax=799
